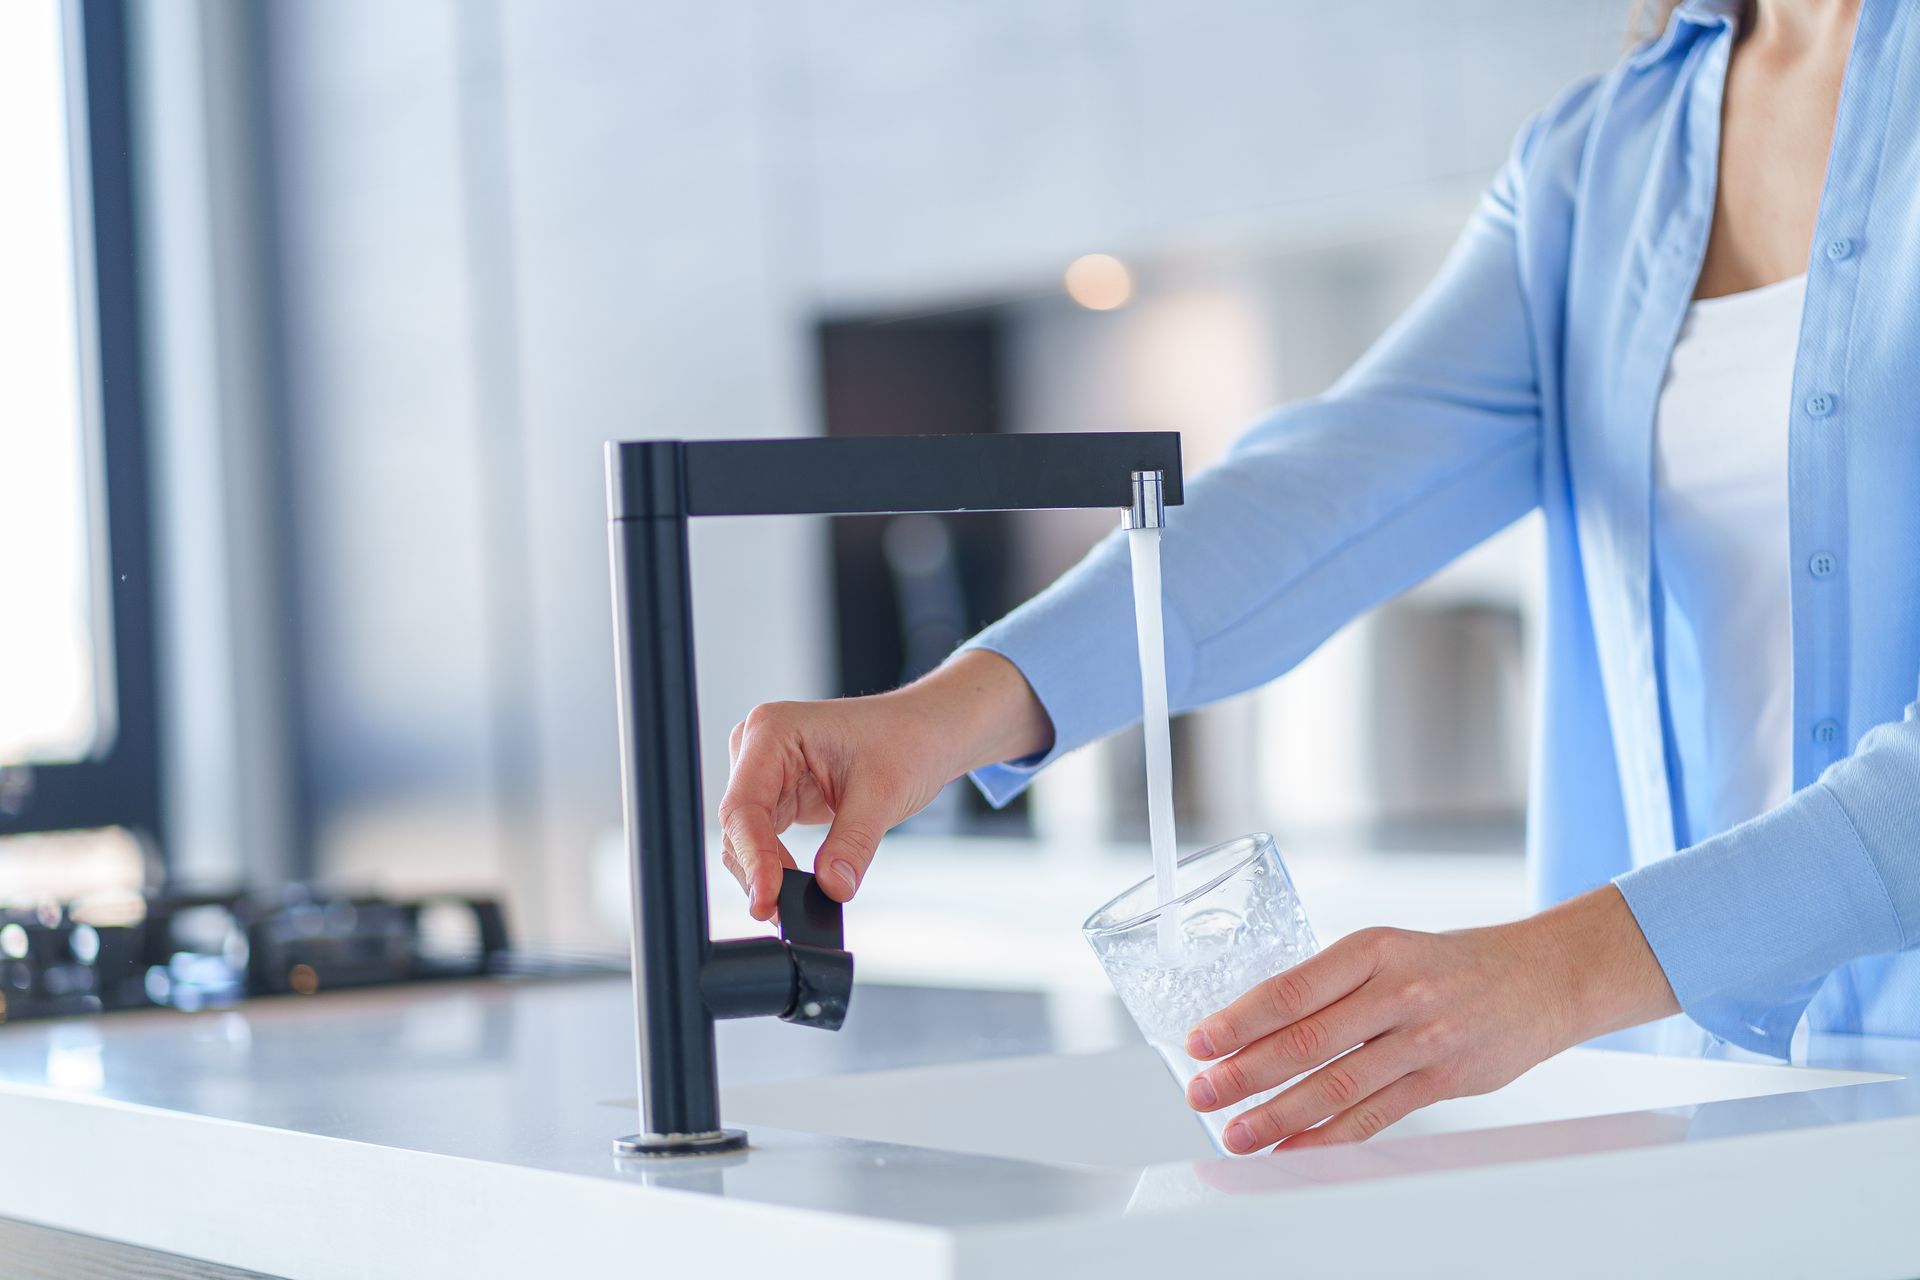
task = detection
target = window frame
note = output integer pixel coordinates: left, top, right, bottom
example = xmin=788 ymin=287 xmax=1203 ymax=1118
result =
xmin=0 ymin=0 xmax=163 ymax=850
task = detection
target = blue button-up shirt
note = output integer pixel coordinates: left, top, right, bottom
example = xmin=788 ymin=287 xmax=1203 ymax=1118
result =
xmin=966 ymin=0 xmax=1920 ymax=1057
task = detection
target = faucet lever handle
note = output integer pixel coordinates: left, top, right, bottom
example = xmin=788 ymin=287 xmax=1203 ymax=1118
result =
xmin=778 ymin=868 xmax=844 ymax=951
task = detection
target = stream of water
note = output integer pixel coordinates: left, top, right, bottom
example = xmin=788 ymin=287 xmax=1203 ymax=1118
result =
xmin=1127 ymin=525 xmax=1182 ymax=961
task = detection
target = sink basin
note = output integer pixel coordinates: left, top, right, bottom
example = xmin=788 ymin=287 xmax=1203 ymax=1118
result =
xmin=723 ymin=1044 xmax=1895 ymax=1168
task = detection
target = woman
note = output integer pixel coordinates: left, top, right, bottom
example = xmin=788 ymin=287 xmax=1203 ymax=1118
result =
xmin=720 ymin=0 xmax=1920 ymax=1153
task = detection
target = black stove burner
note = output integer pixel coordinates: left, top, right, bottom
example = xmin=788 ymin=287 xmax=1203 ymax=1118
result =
xmin=0 ymin=888 xmax=511 ymax=1024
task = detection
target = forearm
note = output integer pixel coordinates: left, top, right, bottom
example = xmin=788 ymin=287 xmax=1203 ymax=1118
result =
xmin=949 ymin=160 xmax=1545 ymax=808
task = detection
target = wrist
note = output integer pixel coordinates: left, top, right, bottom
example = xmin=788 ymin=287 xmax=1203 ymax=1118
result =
xmin=897 ymin=649 xmax=1054 ymax=783
xmin=1520 ymin=885 xmax=1681 ymax=1050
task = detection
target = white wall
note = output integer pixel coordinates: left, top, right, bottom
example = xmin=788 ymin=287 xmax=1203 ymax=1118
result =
xmin=494 ymin=1 xmax=828 ymax=937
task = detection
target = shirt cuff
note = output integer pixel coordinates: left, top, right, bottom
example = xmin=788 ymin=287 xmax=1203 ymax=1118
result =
xmin=1614 ymin=782 xmax=1906 ymax=1057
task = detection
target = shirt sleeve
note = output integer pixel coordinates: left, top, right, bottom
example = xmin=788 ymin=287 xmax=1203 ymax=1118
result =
xmin=1615 ymin=694 xmax=1920 ymax=1056
xmin=964 ymin=126 xmax=1554 ymax=806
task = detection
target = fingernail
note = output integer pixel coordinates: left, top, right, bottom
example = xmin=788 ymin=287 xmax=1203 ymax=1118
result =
xmin=1187 ymin=1028 xmax=1215 ymax=1059
xmin=1224 ymin=1121 xmax=1254 ymax=1153
xmin=1187 ymin=1076 xmax=1217 ymax=1109
xmin=825 ymin=859 xmax=858 ymax=897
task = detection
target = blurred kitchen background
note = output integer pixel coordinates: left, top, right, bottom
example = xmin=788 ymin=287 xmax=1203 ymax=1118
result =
xmin=1 ymin=1 xmax=1631 ymax=989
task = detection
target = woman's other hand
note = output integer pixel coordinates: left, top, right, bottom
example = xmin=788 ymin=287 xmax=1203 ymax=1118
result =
xmin=1183 ymin=885 xmax=1679 ymax=1152
xmin=717 ymin=650 xmax=1051 ymax=920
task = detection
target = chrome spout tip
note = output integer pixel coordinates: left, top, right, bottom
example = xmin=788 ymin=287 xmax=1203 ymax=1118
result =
xmin=1123 ymin=469 xmax=1166 ymax=530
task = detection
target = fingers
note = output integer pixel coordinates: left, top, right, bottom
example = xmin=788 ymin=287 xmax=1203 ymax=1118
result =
xmin=719 ymin=804 xmax=795 ymax=920
xmin=1276 ymin=1069 xmax=1444 ymax=1149
xmin=1187 ymin=990 xmax=1396 ymax=1113
xmin=719 ymin=699 xmax=912 ymax=911
xmin=721 ymin=723 xmax=761 ymax=909
xmin=1188 ymin=930 xmax=1398 ymax=1061
xmin=1206 ymin=1035 xmax=1418 ymax=1153
xmin=717 ymin=729 xmax=798 ymax=921
xmin=720 ymin=833 xmax=786 ymax=916
xmin=811 ymin=781 xmax=893 ymax=902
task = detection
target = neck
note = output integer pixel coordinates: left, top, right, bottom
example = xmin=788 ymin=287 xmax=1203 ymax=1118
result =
xmin=1747 ymin=0 xmax=1861 ymax=47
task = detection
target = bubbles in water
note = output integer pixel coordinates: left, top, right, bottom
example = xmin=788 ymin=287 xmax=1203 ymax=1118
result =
xmin=1096 ymin=863 xmax=1315 ymax=1049
xmin=1180 ymin=908 xmax=1244 ymax=957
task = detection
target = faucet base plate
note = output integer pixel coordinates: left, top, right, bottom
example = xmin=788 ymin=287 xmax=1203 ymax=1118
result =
xmin=613 ymin=1128 xmax=748 ymax=1158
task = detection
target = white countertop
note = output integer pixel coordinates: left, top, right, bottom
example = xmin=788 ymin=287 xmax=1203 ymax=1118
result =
xmin=0 ymin=971 xmax=1917 ymax=1279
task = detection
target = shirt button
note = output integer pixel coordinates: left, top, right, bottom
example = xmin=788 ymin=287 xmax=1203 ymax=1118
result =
xmin=1812 ymin=719 xmax=1841 ymax=746
xmin=1824 ymin=237 xmax=1855 ymax=261
xmin=1806 ymin=393 xmax=1836 ymax=418
xmin=1809 ymin=551 xmax=1839 ymax=579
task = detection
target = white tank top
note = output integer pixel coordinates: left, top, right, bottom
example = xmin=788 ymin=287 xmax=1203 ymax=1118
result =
xmin=1651 ymin=273 xmax=1805 ymax=847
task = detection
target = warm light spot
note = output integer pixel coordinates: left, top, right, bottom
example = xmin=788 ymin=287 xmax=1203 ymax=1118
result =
xmin=1064 ymin=253 xmax=1133 ymax=311
xmin=289 ymin=963 xmax=319 ymax=995
xmin=0 ymin=827 xmax=144 ymax=904
xmin=0 ymin=989 xmax=8 ymax=1024
xmin=70 ymin=889 xmax=146 ymax=929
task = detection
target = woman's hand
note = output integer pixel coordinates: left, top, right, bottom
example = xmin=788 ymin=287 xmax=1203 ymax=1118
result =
xmin=718 ymin=650 xmax=1051 ymax=919
xmin=1184 ymin=885 xmax=1679 ymax=1152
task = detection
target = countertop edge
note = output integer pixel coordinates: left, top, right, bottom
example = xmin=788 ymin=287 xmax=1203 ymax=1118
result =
xmin=0 ymin=1081 xmax=954 ymax=1280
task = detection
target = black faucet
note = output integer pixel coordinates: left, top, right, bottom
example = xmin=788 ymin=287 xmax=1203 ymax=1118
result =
xmin=604 ymin=432 xmax=1184 ymax=1156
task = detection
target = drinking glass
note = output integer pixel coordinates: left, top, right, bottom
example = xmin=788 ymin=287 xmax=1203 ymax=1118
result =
xmin=1083 ymin=833 xmax=1319 ymax=1156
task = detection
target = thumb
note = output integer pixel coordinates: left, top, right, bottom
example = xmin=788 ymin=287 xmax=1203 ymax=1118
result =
xmin=813 ymin=784 xmax=893 ymax=902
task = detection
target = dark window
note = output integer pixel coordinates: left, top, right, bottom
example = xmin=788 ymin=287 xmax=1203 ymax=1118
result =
xmin=817 ymin=313 xmax=1028 ymax=831
xmin=0 ymin=0 xmax=162 ymax=852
